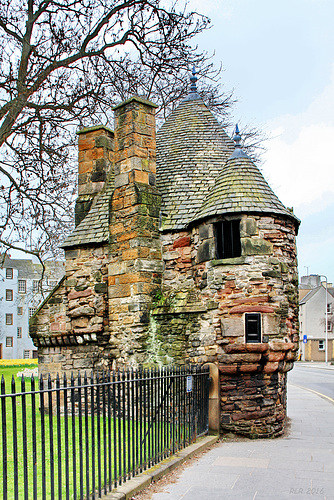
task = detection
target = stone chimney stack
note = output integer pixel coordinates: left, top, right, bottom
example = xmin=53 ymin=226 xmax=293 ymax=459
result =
xmin=108 ymin=96 xmax=162 ymax=366
xmin=75 ymin=125 xmax=114 ymax=226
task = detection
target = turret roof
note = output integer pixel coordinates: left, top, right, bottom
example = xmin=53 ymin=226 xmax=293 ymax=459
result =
xmin=192 ymin=153 xmax=300 ymax=227
xmin=156 ymin=98 xmax=234 ymax=231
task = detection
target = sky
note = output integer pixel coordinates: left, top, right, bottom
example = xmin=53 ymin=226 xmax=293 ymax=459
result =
xmin=189 ymin=0 xmax=334 ymax=283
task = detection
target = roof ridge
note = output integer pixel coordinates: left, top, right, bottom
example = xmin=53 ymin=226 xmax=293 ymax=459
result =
xmin=191 ymin=154 xmax=300 ymax=227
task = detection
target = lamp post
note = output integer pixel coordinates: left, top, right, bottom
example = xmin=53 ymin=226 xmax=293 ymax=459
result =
xmin=320 ymin=275 xmax=328 ymax=365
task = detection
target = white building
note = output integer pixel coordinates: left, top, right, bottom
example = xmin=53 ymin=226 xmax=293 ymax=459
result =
xmin=299 ymin=275 xmax=334 ymax=362
xmin=0 ymin=256 xmax=64 ymax=359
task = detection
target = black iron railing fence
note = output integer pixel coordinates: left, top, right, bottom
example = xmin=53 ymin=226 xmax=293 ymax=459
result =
xmin=0 ymin=365 xmax=210 ymax=500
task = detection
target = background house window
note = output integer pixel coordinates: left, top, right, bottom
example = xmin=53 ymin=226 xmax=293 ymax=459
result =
xmin=6 ymin=337 xmax=13 ymax=347
xmin=5 ymin=313 xmax=13 ymax=325
xmin=327 ymin=303 xmax=332 ymax=314
xmin=24 ymin=350 xmax=32 ymax=359
xmin=6 ymin=268 xmax=13 ymax=279
xmin=17 ymin=327 xmax=22 ymax=338
xmin=33 ymin=280 xmax=40 ymax=292
xmin=215 ymin=220 xmax=241 ymax=259
xmin=327 ymin=321 xmax=332 ymax=332
xmin=245 ymin=313 xmax=261 ymax=343
xmin=17 ymin=307 xmax=23 ymax=315
xmin=29 ymin=307 xmax=37 ymax=318
xmin=319 ymin=340 xmax=325 ymax=351
xmin=6 ymin=289 xmax=13 ymax=301
xmin=18 ymin=280 xmax=26 ymax=293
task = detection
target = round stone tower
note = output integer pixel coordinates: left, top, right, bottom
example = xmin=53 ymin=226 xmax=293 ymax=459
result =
xmin=155 ymin=72 xmax=300 ymax=437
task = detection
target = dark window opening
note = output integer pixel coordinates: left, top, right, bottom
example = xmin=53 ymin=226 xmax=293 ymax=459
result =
xmin=245 ymin=313 xmax=261 ymax=343
xmin=215 ymin=220 xmax=241 ymax=259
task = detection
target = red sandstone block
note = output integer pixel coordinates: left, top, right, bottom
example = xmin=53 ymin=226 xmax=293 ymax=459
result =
xmin=239 ymin=364 xmax=259 ymax=373
xmin=50 ymin=322 xmax=60 ymax=332
xmin=229 ymin=305 xmax=275 ymax=314
xmin=269 ymin=341 xmax=295 ymax=351
xmin=263 ymin=362 xmax=279 ymax=373
xmin=219 ymin=365 xmax=238 ymax=375
xmin=68 ymin=288 xmax=93 ymax=300
xmin=224 ymin=344 xmax=247 ymax=354
xmin=173 ymin=236 xmax=191 ymax=249
xmin=246 ymin=343 xmax=268 ymax=353
xmin=268 ymin=352 xmax=285 ymax=362
xmin=233 ymin=296 xmax=269 ymax=305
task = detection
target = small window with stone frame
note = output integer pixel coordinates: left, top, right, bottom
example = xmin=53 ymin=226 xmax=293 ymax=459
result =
xmin=17 ymin=306 xmax=23 ymax=315
xmin=33 ymin=280 xmax=40 ymax=293
xmin=5 ymin=313 xmax=13 ymax=325
xmin=6 ymin=337 xmax=13 ymax=347
xmin=6 ymin=268 xmax=13 ymax=279
xmin=17 ymin=327 xmax=22 ymax=338
xmin=6 ymin=289 xmax=13 ymax=301
xmin=18 ymin=279 xmax=26 ymax=293
xmin=245 ymin=313 xmax=261 ymax=343
xmin=29 ymin=307 xmax=37 ymax=318
xmin=215 ymin=219 xmax=241 ymax=259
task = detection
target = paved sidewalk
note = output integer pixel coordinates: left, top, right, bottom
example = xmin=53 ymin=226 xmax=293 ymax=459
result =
xmin=149 ymin=384 xmax=334 ymax=500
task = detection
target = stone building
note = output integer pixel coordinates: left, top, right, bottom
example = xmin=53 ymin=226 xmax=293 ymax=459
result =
xmin=30 ymin=73 xmax=300 ymax=437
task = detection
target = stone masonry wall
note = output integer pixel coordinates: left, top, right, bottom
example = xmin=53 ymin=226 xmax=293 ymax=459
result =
xmin=149 ymin=213 xmax=299 ymax=436
xmin=31 ymin=245 xmax=110 ymax=379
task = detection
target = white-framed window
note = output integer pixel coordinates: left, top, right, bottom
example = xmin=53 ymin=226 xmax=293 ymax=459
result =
xmin=327 ymin=321 xmax=332 ymax=332
xmin=319 ymin=340 xmax=325 ymax=351
xmin=17 ymin=306 xmax=23 ymax=315
xmin=327 ymin=303 xmax=332 ymax=314
xmin=5 ymin=313 xmax=13 ymax=325
xmin=6 ymin=289 xmax=13 ymax=301
xmin=17 ymin=327 xmax=22 ymax=338
xmin=24 ymin=350 xmax=32 ymax=359
xmin=18 ymin=280 xmax=26 ymax=293
xmin=29 ymin=307 xmax=37 ymax=318
xmin=6 ymin=337 xmax=13 ymax=347
xmin=33 ymin=280 xmax=40 ymax=292
xmin=6 ymin=268 xmax=13 ymax=279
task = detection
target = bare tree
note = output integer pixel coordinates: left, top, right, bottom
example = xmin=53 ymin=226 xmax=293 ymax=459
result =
xmin=0 ymin=1 xmax=264 ymax=262
xmin=0 ymin=0 xmax=213 ymax=258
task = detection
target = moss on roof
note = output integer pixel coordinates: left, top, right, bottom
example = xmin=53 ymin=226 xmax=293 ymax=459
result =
xmin=192 ymin=155 xmax=300 ymax=227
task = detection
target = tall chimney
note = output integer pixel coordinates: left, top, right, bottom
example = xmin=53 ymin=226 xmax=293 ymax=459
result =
xmin=75 ymin=125 xmax=114 ymax=226
xmin=108 ymin=96 xmax=162 ymax=365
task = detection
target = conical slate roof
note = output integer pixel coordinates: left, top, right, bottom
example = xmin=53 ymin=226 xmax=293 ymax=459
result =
xmin=192 ymin=149 xmax=300 ymax=226
xmin=156 ymin=98 xmax=234 ymax=231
